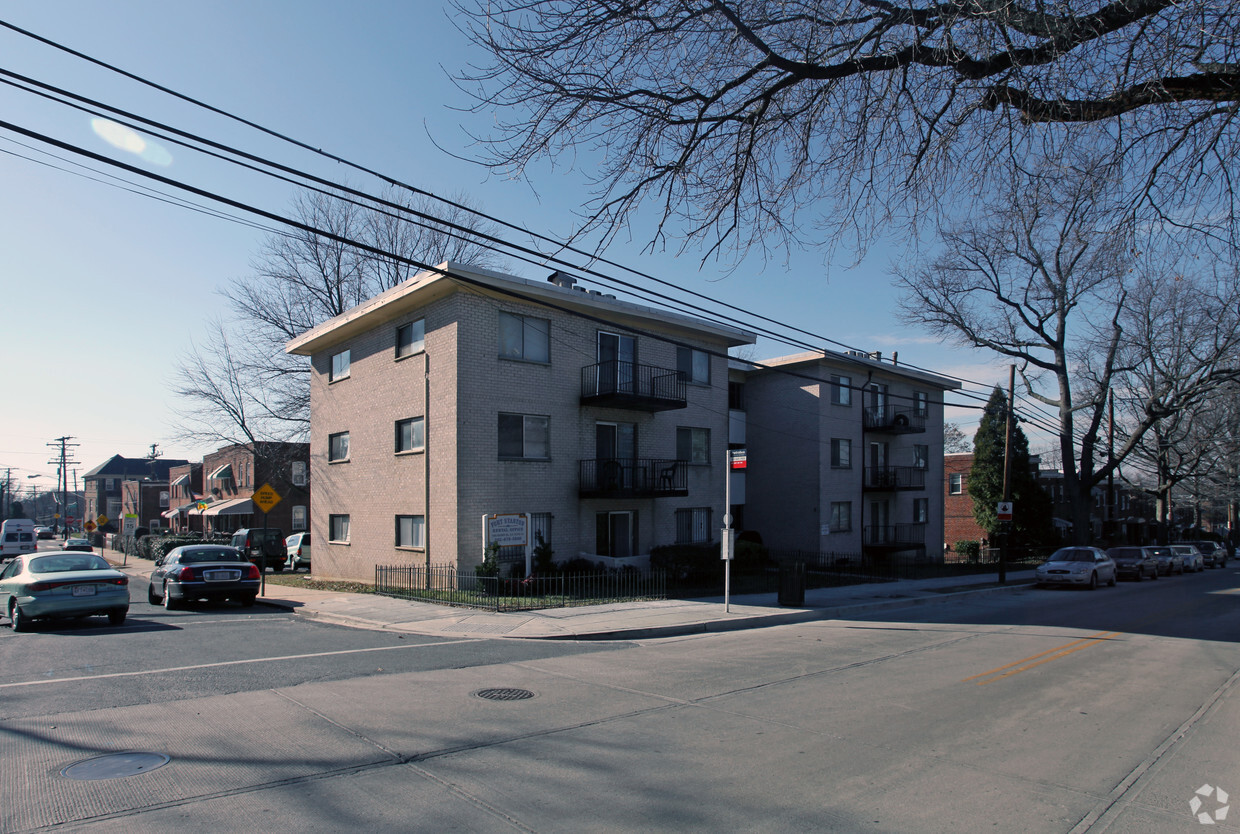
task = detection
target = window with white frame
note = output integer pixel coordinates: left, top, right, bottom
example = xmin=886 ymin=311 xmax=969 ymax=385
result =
xmin=499 ymin=312 xmax=550 ymax=362
xmin=948 ymin=473 xmax=963 ymax=494
xmin=677 ymin=426 xmax=710 ymax=465
xmin=395 ymin=417 xmax=425 ymax=454
xmin=395 ymin=319 xmax=425 ymax=358
xmin=675 ymin=507 xmax=712 ymax=543
xmin=291 ymin=460 xmax=307 ymax=487
xmin=329 ymin=349 xmax=350 ymax=381
xmin=914 ymin=498 xmax=929 ymax=523
xmin=498 ymin=413 xmax=550 ymax=459
xmin=328 ymin=514 xmax=350 ymax=543
xmin=831 ymin=438 xmax=852 ymax=469
xmin=328 ymin=431 xmax=350 ymax=462
xmin=913 ymin=444 xmax=929 ymax=470
xmin=914 ymin=391 xmax=929 ymax=417
xmin=830 ymin=375 xmax=851 ymax=406
xmin=676 ymin=346 xmax=711 ymax=385
xmin=396 ymin=515 xmax=425 ymax=548
xmin=291 ymin=505 xmax=307 ymax=531
xmin=829 ymin=501 xmax=852 ymax=532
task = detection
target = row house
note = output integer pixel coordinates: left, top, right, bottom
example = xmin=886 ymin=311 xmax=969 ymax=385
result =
xmin=736 ymin=350 xmax=960 ymax=561
xmin=286 ymin=263 xmax=756 ymax=582
xmin=83 ymin=454 xmax=189 ymax=533
xmin=178 ymin=442 xmax=311 ymax=536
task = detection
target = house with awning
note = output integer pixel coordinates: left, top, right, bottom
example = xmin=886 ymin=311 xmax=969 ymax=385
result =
xmin=185 ymin=442 xmax=311 ymax=537
xmin=162 ymin=463 xmax=203 ymax=532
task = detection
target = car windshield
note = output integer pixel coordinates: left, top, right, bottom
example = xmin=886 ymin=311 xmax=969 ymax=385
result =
xmin=30 ymin=554 xmax=110 ymax=573
xmin=178 ymin=548 xmax=244 ymax=563
xmin=1050 ymin=549 xmax=1095 ymax=562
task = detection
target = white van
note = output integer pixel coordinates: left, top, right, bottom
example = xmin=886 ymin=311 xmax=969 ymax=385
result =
xmin=1 ymin=519 xmax=38 ymax=560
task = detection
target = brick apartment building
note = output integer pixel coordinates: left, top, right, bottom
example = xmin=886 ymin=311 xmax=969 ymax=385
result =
xmin=286 ymin=263 xmax=755 ymax=582
xmin=83 ymin=454 xmax=189 ymax=533
xmin=944 ymin=452 xmax=986 ymax=554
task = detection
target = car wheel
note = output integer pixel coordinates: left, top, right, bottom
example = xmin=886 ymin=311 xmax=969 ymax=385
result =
xmin=272 ymin=560 xmax=285 ymax=573
xmin=108 ymin=609 xmax=127 ymax=626
xmin=10 ymin=600 xmax=29 ymax=632
xmin=1088 ymin=572 xmax=1098 ymax=590
xmin=148 ymin=583 xmax=160 ymax=605
xmin=1107 ymin=571 xmax=1116 ymax=586
xmin=162 ymin=584 xmax=180 ymax=610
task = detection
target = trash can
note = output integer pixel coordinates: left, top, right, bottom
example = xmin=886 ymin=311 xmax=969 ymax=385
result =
xmin=778 ymin=561 xmax=806 ymax=607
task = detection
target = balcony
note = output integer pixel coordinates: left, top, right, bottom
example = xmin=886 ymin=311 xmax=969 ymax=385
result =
xmin=581 ymin=361 xmax=687 ymax=412
xmin=862 ymin=406 xmax=926 ymax=434
xmin=863 ymin=466 xmax=927 ymax=491
xmin=863 ymin=523 xmax=928 ymax=550
xmin=579 ymin=458 xmax=687 ymax=498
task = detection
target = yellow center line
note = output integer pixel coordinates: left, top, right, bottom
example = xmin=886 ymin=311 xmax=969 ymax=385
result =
xmin=963 ymin=631 xmax=1118 ymax=686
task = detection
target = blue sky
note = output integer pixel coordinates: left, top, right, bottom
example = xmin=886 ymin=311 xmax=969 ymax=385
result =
xmin=0 ymin=0 xmax=1012 ymax=488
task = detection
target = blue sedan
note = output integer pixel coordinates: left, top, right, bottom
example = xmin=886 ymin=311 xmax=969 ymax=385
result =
xmin=0 ymin=551 xmax=130 ymax=631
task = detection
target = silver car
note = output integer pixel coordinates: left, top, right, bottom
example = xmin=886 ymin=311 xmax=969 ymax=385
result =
xmin=1035 ymin=546 xmax=1118 ymax=589
xmin=1171 ymin=544 xmax=1204 ymax=572
xmin=1144 ymin=545 xmax=1183 ymax=576
xmin=0 ymin=551 xmax=130 ymax=631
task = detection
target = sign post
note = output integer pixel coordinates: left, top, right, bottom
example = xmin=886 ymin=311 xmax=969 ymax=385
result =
xmin=722 ymin=449 xmax=745 ymax=613
xmin=252 ymin=484 xmax=282 ymax=596
xmin=485 ymin=513 xmax=531 ymax=576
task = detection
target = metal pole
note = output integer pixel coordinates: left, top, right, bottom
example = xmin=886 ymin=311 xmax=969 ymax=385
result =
xmin=723 ymin=448 xmax=732 ymax=613
xmin=1000 ymin=365 xmax=1014 ymax=584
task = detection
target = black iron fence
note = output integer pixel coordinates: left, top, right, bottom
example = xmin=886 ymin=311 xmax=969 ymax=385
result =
xmin=375 ymin=563 xmax=666 ymax=612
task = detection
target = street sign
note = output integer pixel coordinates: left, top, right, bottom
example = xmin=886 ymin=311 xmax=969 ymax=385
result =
xmin=729 ymin=449 xmax=747 ymax=470
xmin=487 ymin=513 xmax=528 ymax=547
xmin=96 ymin=514 xmax=109 ymax=527
xmin=996 ymin=501 xmax=1013 ymax=522
xmin=84 ymin=521 xmax=96 ymax=532
xmin=252 ymin=483 xmax=282 ymax=513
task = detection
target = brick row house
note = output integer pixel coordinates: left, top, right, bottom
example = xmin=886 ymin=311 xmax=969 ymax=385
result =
xmin=179 ymin=442 xmax=311 ymax=536
xmin=286 ymin=262 xmax=965 ymax=584
xmin=84 ymin=455 xmax=189 ymax=533
xmin=286 ymin=263 xmax=755 ymax=582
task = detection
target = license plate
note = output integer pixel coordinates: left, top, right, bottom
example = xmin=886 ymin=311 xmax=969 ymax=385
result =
xmin=203 ymin=570 xmax=239 ymax=582
xmin=71 ymin=585 xmax=96 ymax=596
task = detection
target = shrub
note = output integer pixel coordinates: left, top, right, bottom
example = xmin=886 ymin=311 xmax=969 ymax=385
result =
xmin=532 ymin=533 xmax=556 ymax=575
xmin=955 ymin=540 xmax=981 ymax=561
xmin=475 ymin=542 xmax=501 ymax=578
xmin=649 ymin=542 xmax=719 ymax=581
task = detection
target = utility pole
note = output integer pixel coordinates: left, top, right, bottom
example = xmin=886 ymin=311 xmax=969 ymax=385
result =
xmin=1000 ymin=365 xmax=1015 ymax=584
xmin=47 ymin=437 xmax=79 ymax=536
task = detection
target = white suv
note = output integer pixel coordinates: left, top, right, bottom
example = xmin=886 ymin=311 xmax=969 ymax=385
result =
xmin=285 ymin=532 xmax=311 ymax=570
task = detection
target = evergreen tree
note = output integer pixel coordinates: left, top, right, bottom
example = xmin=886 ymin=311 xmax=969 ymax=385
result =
xmin=969 ymin=387 xmax=1053 ymax=547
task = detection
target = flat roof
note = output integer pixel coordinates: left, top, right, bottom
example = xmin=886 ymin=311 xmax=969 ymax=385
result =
xmin=737 ymin=348 xmax=962 ymax=390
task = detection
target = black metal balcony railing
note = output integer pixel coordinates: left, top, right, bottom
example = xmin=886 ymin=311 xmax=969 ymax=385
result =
xmin=863 ymin=466 xmax=927 ymax=491
xmin=579 ymin=458 xmax=688 ymax=498
xmin=581 ymin=361 xmax=687 ymax=411
xmin=862 ymin=406 xmax=927 ymax=433
xmin=864 ymin=523 xmax=928 ymax=548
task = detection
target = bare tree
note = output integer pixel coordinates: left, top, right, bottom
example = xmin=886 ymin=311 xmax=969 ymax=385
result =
xmin=452 ymin=0 xmax=1240 ymax=262
xmin=943 ymin=422 xmax=971 ymax=454
xmin=896 ymin=165 xmax=1240 ymax=541
xmin=173 ymin=188 xmax=506 ymax=443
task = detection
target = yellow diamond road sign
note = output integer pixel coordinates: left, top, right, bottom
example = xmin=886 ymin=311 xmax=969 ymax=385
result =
xmin=253 ymin=484 xmax=282 ymax=513
xmin=96 ymin=514 xmax=109 ymax=527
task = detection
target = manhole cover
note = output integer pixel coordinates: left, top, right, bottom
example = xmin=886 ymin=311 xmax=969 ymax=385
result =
xmin=474 ymin=687 xmax=536 ymax=702
xmin=61 ymin=752 xmax=170 ymax=781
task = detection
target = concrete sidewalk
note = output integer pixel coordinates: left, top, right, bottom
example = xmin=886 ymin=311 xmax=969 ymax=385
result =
xmin=105 ymin=551 xmax=1036 ymax=640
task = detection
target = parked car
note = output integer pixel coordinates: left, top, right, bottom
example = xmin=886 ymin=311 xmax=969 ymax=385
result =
xmin=1106 ymin=546 xmax=1158 ymax=582
xmin=285 ymin=532 xmax=311 ymax=571
xmin=1185 ymin=541 xmax=1227 ymax=568
xmin=34 ymin=526 xmax=54 ymax=540
xmin=229 ymin=527 xmax=286 ymax=572
xmin=1171 ymin=544 xmax=1205 ymax=572
xmin=1 ymin=519 xmax=37 ymax=560
xmin=62 ymin=538 xmax=94 ymax=552
xmin=0 ymin=551 xmax=129 ymax=631
xmin=1035 ymin=546 xmax=1117 ymax=589
xmin=148 ymin=545 xmax=261 ymax=609
xmin=1144 ymin=545 xmax=1183 ymax=576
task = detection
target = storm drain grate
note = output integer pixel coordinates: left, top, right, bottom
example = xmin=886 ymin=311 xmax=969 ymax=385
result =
xmin=474 ymin=687 xmax=536 ymax=702
xmin=61 ymin=752 xmax=170 ymax=781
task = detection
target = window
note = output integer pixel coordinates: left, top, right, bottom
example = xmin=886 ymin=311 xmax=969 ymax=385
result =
xmin=499 ymin=312 xmax=550 ymax=362
xmin=830 ymin=375 xmax=851 ymax=406
xmin=948 ymin=473 xmax=963 ymax=495
xmin=596 ymin=510 xmax=636 ymax=558
xmin=831 ymin=438 xmax=852 ymax=469
xmin=330 ymin=349 xmax=351 ymax=381
xmin=677 ymin=427 xmax=710 ymax=465
xmin=396 ymin=515 xmax=425 ymax=548
xmin=914 ymin=498 xmax=929 ymax=523
xmin=395 ymin=417 xmax=425 ymax=453
xmin=396 ymin=320 xmax=425 ymax=358
xmin=677 ymin=346 xmax=710 ymax=385
xmin=159 ymin=490 xmax=169 ymax=508
xmin=829 ymin=502 xmax=852 ymax=532
xmin=675 ymin=508 xmax=712 ymax=544
xmin=728 ymin=380 xmax=746 ymax=410
xmin=499 ymin=413 xmax=550 ymax=459
xmin=328 ymin=514 xmax=350 ymax=543
xmin=291 ymin=461 xmax=307 ymax=487
xmin=291 ymin=505 xmax=307 ymax=531
xmin=914 ymin=391 xmax=929 ymax=417
xmin=328 ymin=431 xmax=350 ymax=462
xmin=913 ymin=444 xmax=929 ymax=470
